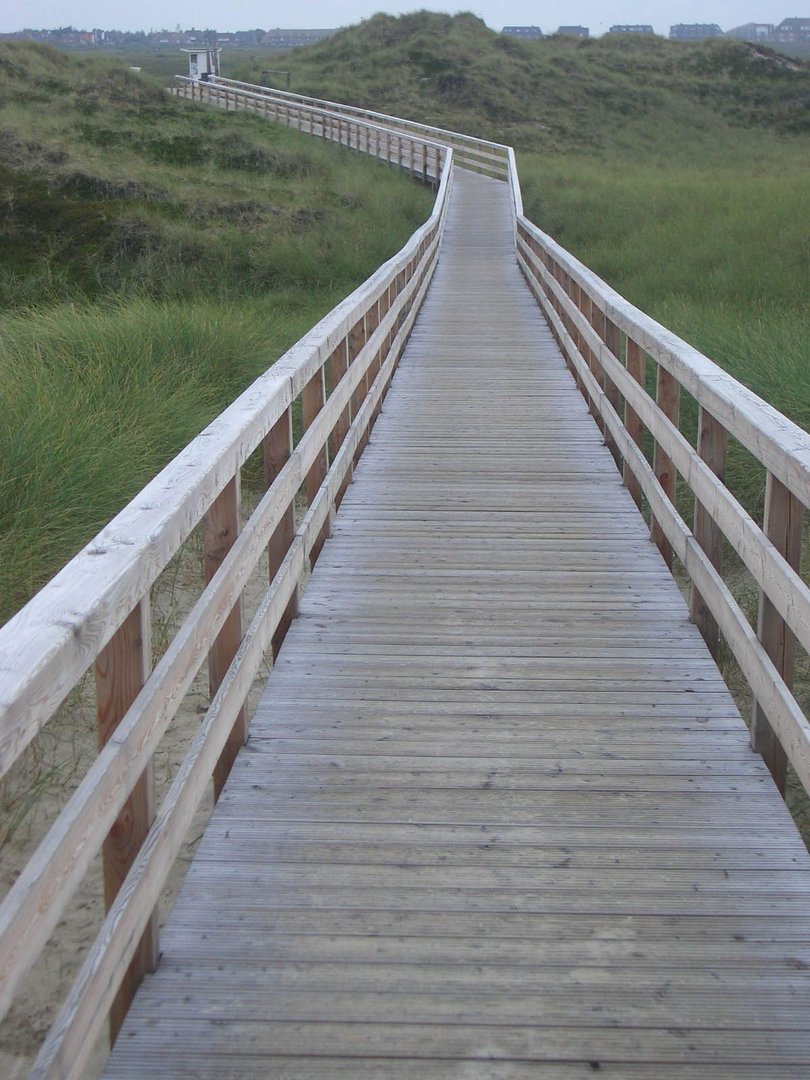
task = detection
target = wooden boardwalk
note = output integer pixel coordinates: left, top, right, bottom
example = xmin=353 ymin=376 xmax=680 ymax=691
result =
xmin=104 ymin=170 xmax=810 ymax=1077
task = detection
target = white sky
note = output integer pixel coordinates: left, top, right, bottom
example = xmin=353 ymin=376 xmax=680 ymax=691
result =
xmin=0 ymin=2 xmax=795 ymax=38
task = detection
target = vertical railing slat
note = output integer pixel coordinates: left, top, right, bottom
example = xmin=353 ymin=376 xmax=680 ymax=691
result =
xmin=623 ymin=339 xmax=646 ymax=508
xmin=302 ymin=365 xmax=330 ymax=564
xmin=203 ymin=477 xmax=245 ymax=800
xmin=689 ymin=408 xmax=728 ymax=659
xmin=651 ymin=365 xmax=680 ymax=568
xmin=264 ymin=407 xmax=297 ymax=658
xmin=95 ymin=601 xmax=157 ymax=1042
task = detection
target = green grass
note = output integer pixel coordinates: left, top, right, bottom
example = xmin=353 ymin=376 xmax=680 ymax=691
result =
xmin=517 ymin=147 xmax=810 ymax=514
xmin=229 ymin=14 xmax=810 ymax=152
xmin=0 ymin=40 xmax=433 ymax=624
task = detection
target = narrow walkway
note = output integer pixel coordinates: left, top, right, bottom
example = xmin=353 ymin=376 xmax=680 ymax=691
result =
xmin=105 ymin=171 xmax=810 ymax=1077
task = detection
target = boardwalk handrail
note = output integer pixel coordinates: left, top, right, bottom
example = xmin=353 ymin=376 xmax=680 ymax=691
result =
xmin=175 ymin=74 xmax=511 ymax=178
xmin=0 ymin=115 xmax=453 ymax=1076
xmin=510 ymin=168 xmax=810 ymax=799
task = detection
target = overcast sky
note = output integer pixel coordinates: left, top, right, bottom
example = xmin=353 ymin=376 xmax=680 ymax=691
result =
xmin=0 ymin=2 xmax=794 ymax=38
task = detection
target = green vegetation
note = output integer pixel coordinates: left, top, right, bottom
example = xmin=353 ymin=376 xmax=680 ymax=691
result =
xmin=232 ymin=13 xmax=810 ymax=151
xmin=0 ymin=41 xmax=432 ymax=623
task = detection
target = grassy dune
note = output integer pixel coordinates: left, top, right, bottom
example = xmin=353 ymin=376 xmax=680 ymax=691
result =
xmin=0 ymin=41 xmax=432 ymax=623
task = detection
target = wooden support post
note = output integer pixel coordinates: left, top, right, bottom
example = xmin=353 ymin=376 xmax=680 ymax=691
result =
xmin=651 ymin=366 xmax=680 ymax=568
xmin=751 ymin=474 xmax=804 ymax=793
xmin=95 ymin=601 xmax=157 ymax=1043
xmin=302 ymin=365 xmax=330 ymax=564
xmin=602 ymin=316 xmax=623 ymax=468
xmin=328 ymin=339 xmax=353 ymax=506
xmin=203 ymin=477 xmax=245 ymax=800
xmin=584 ymin=293 xmax=605 ymax=429
xmin=574 ymin=282 xmax=593 ymax=407
xmin=264 ymin=407 xmax=297 ymax=658
xmin=689 ymin=408 xmax=727 ymax=659
xmin=624 ymin=339 xmax=646 ymax=509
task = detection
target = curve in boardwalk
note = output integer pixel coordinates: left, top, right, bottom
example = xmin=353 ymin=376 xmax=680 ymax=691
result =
xmin=104 ymin=170 xmax=810 ymax=1077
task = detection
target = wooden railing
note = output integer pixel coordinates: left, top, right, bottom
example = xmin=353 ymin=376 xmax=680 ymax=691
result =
xmin=174 ymin=75 xmax=511 ymax=179
xmin=510 ymin=168 xmax=810 ymax=801
xmin=0 ymin=120 xmax=453 ymax=1077
xmin=2 ymin=79 xmax=810 ymax=1079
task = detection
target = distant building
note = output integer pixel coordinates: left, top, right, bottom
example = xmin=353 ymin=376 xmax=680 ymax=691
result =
xmin=608 ymin=25 xmax=655 ymax=35
xmin=556 ymin=26 xmax=590 ymax=38
xmin=772 ymin=17 xmax=810 ymax=42
xmin=726 ymin=22 xmax=774 ymax=41
xmin=669 ymin=24 xmax=724 ymax=40
xmin=501 ymin=26 xmax=544 ymax=39
xmin=262 ymin=28 xmax=336 ymax=49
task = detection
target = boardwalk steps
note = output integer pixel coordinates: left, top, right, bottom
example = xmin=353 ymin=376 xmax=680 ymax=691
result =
xmin=102 ymin=171 xmax=810 ymax=1076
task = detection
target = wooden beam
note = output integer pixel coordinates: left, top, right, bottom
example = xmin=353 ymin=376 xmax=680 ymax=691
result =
xmin=624 ymin=339 xmax=646 ymax=508
xmin=689 ymin=408 xmax=728 ymax=659
xmin=651 ymin=364 xmax=680 ymax=568
xmin=264 ymin=407 xmax=297 ymax=658
xmin=751 ymin=474 xmax=805 ymax=793
xmin=603 ymin=317 xmax=623 ymax=469
xmin=203 ymin=477 xmax=245 ymax=800
xmin=302 ymin=365 xmax=330 ymax=565
xmin=95 ymin=601 xmax=157 ymax=1042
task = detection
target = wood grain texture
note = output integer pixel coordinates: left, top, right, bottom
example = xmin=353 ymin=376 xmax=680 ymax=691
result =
xmin=104 ymin=170 xmax=810 ymax=1079
xmin=651 ymin=364 xmax=680 ymax=567
xmin=690 ymin=407 xmax=728 ymax=658
xmin=203 ymin=476 xmax=246 ymax=799
xmin=95 ymin=601 xmax=157 ymax=1042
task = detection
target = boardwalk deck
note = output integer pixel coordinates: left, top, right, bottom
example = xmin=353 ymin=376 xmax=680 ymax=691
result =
xmin=104 ymin=170 xmax=810 ymax=1077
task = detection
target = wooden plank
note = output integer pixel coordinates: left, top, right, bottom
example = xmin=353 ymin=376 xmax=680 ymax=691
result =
xmin=95 ymin=602 xmax=157 ymax=1042
xmin=264 ymin=406 xmax=297 ymax=657
xmin=301 ymin=364 xmax=330 ymax=564
xmin=689 ymin=407 xmax=728 ymax=658
xmin=651 ymin=364 xmax=680 ymax=566
xmin=203 ymin=476 xmax=245 ymax=800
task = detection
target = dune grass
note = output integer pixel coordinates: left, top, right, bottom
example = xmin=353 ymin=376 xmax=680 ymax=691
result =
xmin=0 ymin=41 xmax=433 ymax=624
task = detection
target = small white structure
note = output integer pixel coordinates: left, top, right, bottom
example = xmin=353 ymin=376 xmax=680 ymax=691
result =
xmin=183 ymin=47 xmax=221 ymax=82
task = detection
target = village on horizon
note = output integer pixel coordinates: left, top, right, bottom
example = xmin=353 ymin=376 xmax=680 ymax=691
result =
xmin=1 ymin=16 xmax=808 ymax=49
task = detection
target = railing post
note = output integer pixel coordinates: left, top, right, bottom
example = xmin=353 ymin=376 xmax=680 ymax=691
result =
xmin=751 ymin=474 xmax=804 ymax=793
xmin=95 ymin=601 xmax=158 ymax=1043
xmin=651 ymin=365 xmax=680 ymax=568
xmin=328 ymin=339 xmax=353 ymax=505
xmin=602 ymin=316 xmax=623 ymax=468
xmin=302 ymin=364 xmax=330 ymax=564
xmin=624 ymin=339 xmax=646 ymax=508
xmin=264 ymin=406 xmax=297 ymax=658
xmin=349 ymin=316 xmax=368 ymax=463
xmin=689 ymin=408 xmax=728 ymax=659
xmin=203 ymin=477 xmax=245 ymax=800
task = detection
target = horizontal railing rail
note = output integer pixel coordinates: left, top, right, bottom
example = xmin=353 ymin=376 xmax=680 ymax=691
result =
xmin=510 ymin=166 xmax=810 ymax=801
xmin=175 ymin=74 xmax=511 ymax=179
xmin=0 ymin=115 xmax=454 ymax=1077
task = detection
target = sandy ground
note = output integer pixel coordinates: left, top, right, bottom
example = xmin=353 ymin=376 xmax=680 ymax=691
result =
xmin=0 ymin=509 xmax=278 ymax=1077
